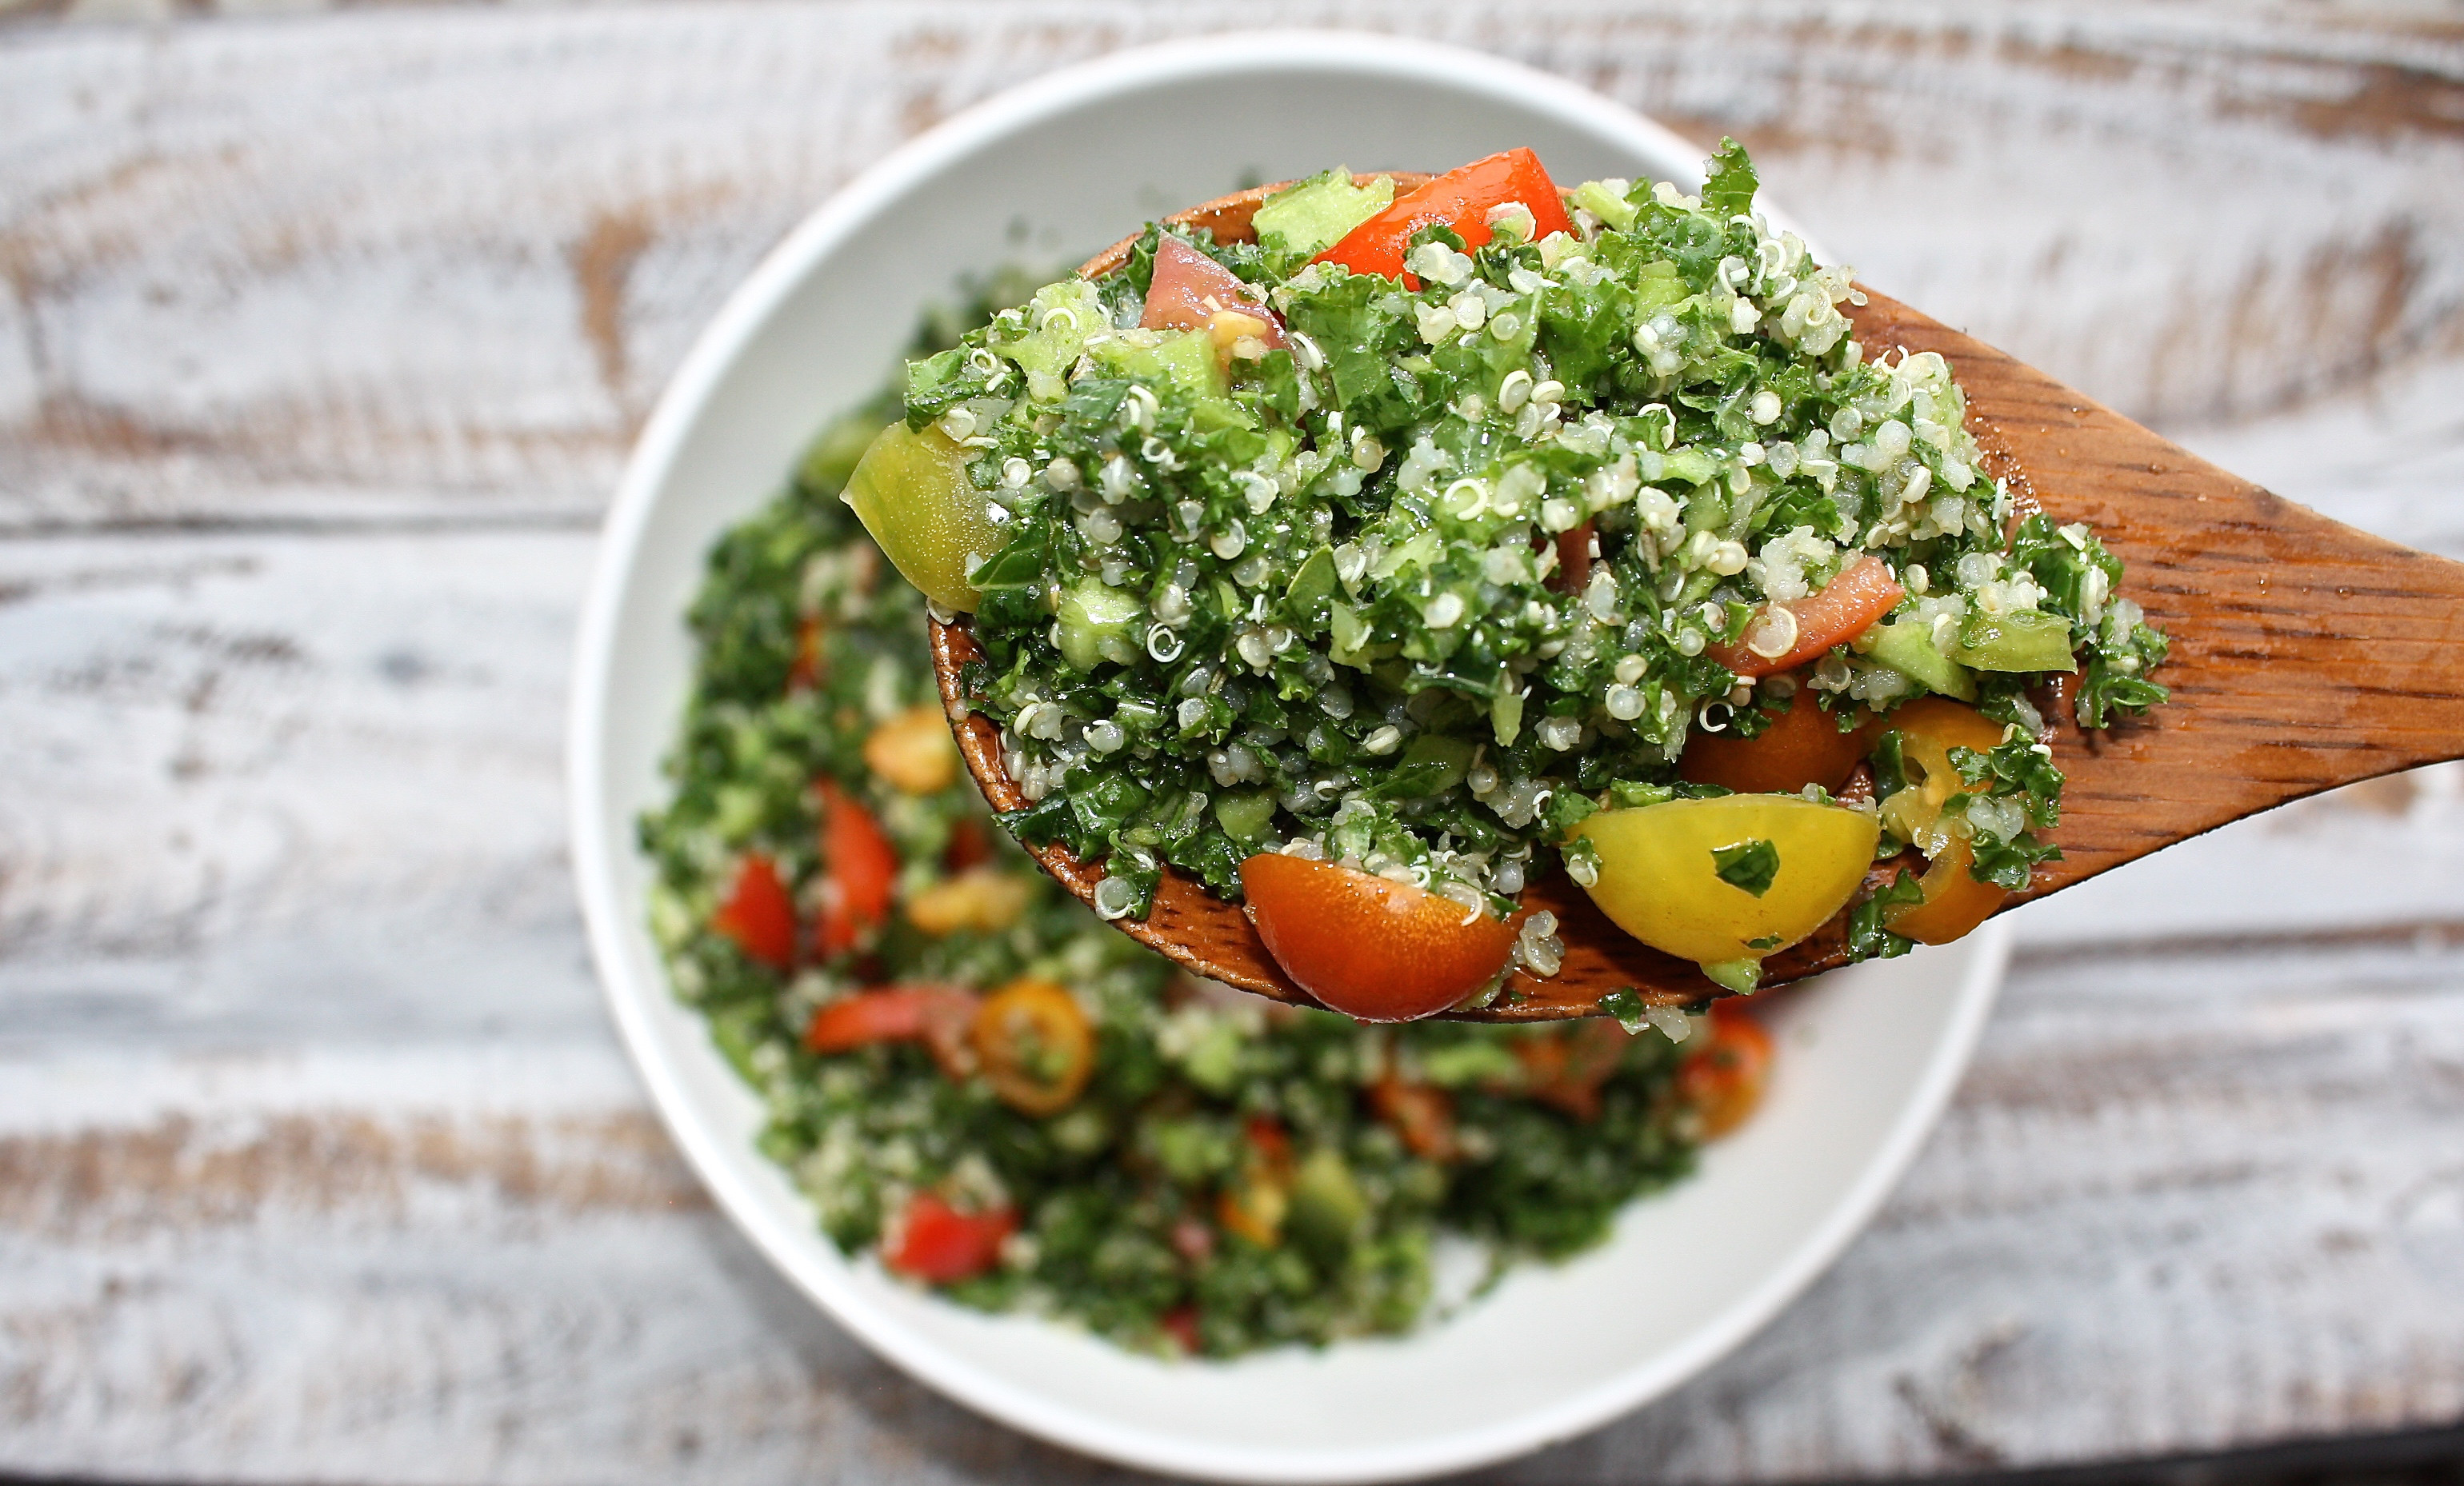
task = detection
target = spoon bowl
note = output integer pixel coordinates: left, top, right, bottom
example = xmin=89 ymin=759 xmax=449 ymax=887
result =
xmin=932 ymin=178 xmax=2464 ymax=1021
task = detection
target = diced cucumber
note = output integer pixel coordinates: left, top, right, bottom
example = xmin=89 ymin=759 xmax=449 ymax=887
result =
xmin=1004 ymin=280 xmax=1105 ymax=402
xmin=1213 ymin=790 xmax=1278 ymax=845
xmin=1254 ymin=168 xmax=1395 ymax=260
xmin=1861 ymin=617 xmax=1980 ymax=701
xmin=1699 ymin=958 xmax=1762 ymax=994
xmin=1091 ymin=329 xmax=1222 ymax=399
xmin=1570 ymin=178 xmax=1639 ymax=232
xmin=1089 ymin=329 xmax=1251 ymax=429
xmin=1952 ymin=609 xmax=2078 ymax=673
xmin=1395 ymin=733 xmax=1475 ymax=795
xmin=1659 ymin=446 xmax=1721 ymax=487
xmin=1285 ymin=1148 xmax=1368 ymax=1259
xmin=1631 ymin=263 xmax=1691 ymax=315
xmin=1056 ymin=579 xmax=1143 ymax=671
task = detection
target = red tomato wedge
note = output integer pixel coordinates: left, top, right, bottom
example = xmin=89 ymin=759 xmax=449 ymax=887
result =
xmin=1142 ymin=235 xmax=1285 ymax=348
xmin=884 ymin=1191 xmax=1015 ymax=1284
xmin=1677 ymin=999 xmax=1774 ymax=1138
xmin=1681 ymin=693 xmax=1882 ymax=796
xmin=1704 ymin=553 xmax=1906 ymax=678
xmin=1160 ymin=1305 xmax=1203 ymax=1355
xmin=1549 ymin=521 xmax=1595 ymax=596
xmin=814 ymin=779 xmax=898 ymax=956
xmin=943 ymin=817 xmax=995 ymax=873
xmin=1240 ymin=853 xmax=1517 ymax=1022
xmin=1243 ymin=1115 xmax=1293 ymax=1170
xmin=711 ymin=852 xmax=798 ymax=971
xmin=1315 ymin=148 xmax=1575 ymax=283
xmin=806 ymin=985 xmax=979 ymax=1080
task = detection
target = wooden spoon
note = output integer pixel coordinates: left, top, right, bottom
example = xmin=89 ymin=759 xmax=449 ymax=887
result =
xmin=930 ymin=175 xmax=2464 ymax=1021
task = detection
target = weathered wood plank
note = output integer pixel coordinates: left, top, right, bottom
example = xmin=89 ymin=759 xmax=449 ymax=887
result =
xmin=3 ymin=3 xmax=2462 ymax=541
xmin=1 ymin=937 xmax=2458 ymax=1484
xmin=0 ymin=530 xmax=602 ymax=1047
xmin=0 ymin=524 xmax=2458 ymax=1477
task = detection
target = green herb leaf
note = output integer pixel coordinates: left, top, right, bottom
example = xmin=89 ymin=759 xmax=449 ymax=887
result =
xmin=1700 ymin=138 xmax=1760 ymax=218
xmin=1711 ymin=838 xmax=1781 ymax=897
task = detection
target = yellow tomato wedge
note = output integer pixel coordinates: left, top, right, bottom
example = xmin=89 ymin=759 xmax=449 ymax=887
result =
xmin=863 ymin=703 xmax=961 ymax=795
xmin=1573 ymin=795 xmax=1879 ymax=972
xmin=1874 ymin=699 xmax=2019 ymax=944
xmin=1875 ymin=697 xmax=2010 ymax=855
xmin=970 ymin=978 xmax=1094 ymax=1116
xmin=842 ymin=422 xmax=1005 ymax=612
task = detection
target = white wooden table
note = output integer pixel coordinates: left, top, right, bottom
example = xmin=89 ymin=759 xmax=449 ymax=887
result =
xmin=4 ymin=5 xmax=2462 ymax=1481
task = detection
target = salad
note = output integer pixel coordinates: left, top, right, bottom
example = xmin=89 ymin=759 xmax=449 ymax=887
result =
xmin=639 ymin=285 xmax=1775 ymax=1356
xmin=847 ymin=142 xmax=2168 ymax=1017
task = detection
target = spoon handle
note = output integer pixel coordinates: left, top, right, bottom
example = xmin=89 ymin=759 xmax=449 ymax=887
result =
xmin=1858 ymin=291 xmax=2464 ymax=905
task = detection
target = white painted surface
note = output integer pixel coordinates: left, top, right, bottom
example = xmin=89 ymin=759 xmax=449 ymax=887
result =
xmin=3 ymin=3 xmax=2462 ymax=1481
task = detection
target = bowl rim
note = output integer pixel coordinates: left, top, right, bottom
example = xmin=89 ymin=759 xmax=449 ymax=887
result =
xmin=569 ymin=29 xmax=1989 ymax=1484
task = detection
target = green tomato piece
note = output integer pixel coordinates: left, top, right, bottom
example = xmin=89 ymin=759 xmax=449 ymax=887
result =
xmin=1285 ymin=1148 xmax=1369 ymax=1259
xmin=1213 ymin=789 xmax=1278 ymax=845
xmin=841 ymin=421 xmax=1002 ymax=613
xmin=1860 ymin=616 xmax=1981 ymax=701
xmin=1952 ymin=609 xmax=2078 ymax=673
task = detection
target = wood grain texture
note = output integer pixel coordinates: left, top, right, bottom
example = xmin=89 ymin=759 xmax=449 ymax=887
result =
xmin=935 ymin=186 xmax=2464 ymax=1018
xmin=5 ymin=2 xmax=2464 ymax=1481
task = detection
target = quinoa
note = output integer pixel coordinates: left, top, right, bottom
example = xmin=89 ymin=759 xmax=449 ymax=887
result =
xmin=638 ymin=279 xmax=1733 ymax=1358
xmin=912 ymin=145 xmax=2167 ymax=965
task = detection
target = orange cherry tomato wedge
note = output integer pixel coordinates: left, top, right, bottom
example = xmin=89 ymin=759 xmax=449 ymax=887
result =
xmin=806 ymin=985 xmax=979 ymax=1080
xmin=786 ymin=614 xmax=826 ymax=693
xmin=1681 ymin=693 xmax=1882 ymax=796
xmin=884 ymin=1191 xmax=1015 ymax=1284
xmin=1884 ymin=837 xmax=2011 ymax=945
xmin=1891 ymin=695 xmax=2012 ymax=755
xmin=1678 ymin=999 xmax=1774 ymax=1138
xmin=970 ymin=978 xmax=1095 ymax=1116
xmin=1240 ymin=853 xmax=1517 ymax=1022
xmin=1509 ymin=1018 xmax=1632 ymax=1122
xmin=814 ymin=779 xmax=898 ymax=956
xmin=1367 ymin=1074 xmax=1459 ymax=1161
xmin=710 ymin=852 xmax=798 ymax=971
xmin=1142 ymin=235 xmax=1285 ymax=349
xmin=1705 ymin=553 xmax=1906 ymax=678
xmin=1160 ymin=1304 xmax=1204 ymax=1356
xmin=1315 ymin=148 xmax=1575 ymax=282
xmin=1216 ymin=1116 xmax=1294 ymax=1248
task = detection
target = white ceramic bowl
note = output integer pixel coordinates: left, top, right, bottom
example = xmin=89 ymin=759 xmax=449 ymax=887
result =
xmin=570 ymin=31 xmax=2010 ymax=1484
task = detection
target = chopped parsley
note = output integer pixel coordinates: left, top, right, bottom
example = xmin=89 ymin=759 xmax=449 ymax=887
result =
xmin=900 ymin=143 xmax=2166 ymax=966
xmin=1712 ymin=838 xmax=1782 ymax=897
